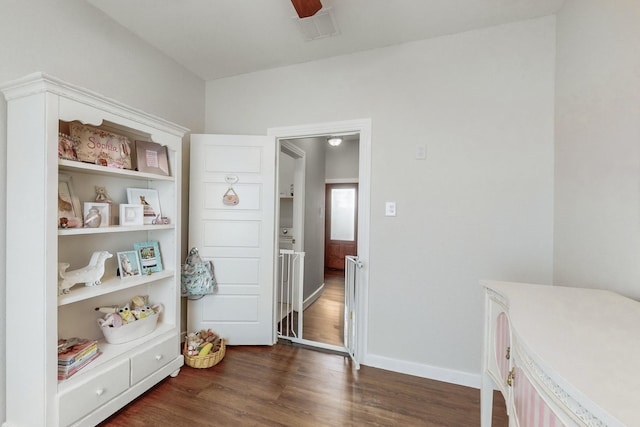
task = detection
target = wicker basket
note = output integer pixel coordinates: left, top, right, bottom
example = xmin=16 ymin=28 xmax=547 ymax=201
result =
xmin=183 ymin=339 xmax=226 ymax=368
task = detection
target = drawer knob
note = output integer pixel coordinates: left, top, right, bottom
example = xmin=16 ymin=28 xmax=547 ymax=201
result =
xmin=96 ymin=388 xmax=105 ymax=397
xmin=155 ymin=354 xmax=164 ymax=361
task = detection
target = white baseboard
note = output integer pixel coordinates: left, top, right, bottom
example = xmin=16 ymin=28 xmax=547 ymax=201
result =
xmin=363 ymin=353 xmax=481 ymax=389
xmin=303 ymin=282 xmax=325 ymax=310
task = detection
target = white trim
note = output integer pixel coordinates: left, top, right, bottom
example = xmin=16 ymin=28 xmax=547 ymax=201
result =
xmin=268 ymin=118 xmax=371 ymax=366
xmin=303 ymin=283 xmax=325 ymax=310
xmin=364 ymin=353 xmax=482 ymax=389
xmin=325 ymin=178 xmax=359 ymax=184
xmin=281 ymin=140 xmax=306 ymax=158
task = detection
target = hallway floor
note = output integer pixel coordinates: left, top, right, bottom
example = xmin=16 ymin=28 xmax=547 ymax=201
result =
xmin=278 ymin=269 xmax=345 ymax=346
xmin=302 ymin=269 xmax=345 ymax=346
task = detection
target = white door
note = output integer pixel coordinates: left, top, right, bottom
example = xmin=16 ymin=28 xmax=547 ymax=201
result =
xmin=187 ymin=134 xmax=276 ymax=345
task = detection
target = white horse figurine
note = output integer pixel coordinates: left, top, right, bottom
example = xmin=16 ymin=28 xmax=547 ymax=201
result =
xmin=58 ymin=251 xmax=113 ymax=294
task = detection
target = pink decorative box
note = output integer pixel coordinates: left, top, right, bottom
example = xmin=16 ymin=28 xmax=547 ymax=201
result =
xmin=70 ymin=122 xmax=132 ymax=169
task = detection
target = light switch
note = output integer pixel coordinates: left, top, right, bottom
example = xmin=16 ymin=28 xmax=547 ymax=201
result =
xmin=415 ymin=144 xmax=426 ymax=160
xmin=385 ymin=202 xmax=396 ymax=217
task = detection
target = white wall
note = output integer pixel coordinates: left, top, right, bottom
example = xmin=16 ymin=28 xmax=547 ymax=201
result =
xmin=278 ymin=152 xmax=295 ymax=197
xmin=554 ymin=0 xmax=640 ymax=297
xmin=205 ymin=17 xmax=556 ymax=384
xmin=326 ymin=138 xmax=359 ymax=181
xmin=0 ymin=0 xmax=205 ymax=422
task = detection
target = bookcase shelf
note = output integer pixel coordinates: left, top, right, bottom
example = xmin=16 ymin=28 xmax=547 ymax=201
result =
xmin=1 ymin=72 xmax=188 ymax=427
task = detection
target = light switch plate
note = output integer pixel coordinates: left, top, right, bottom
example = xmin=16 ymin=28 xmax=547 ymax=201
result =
xmin=385 ymin=202 xmax=396 ymax=216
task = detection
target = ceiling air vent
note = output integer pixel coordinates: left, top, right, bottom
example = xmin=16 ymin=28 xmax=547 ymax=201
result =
xmin=293 ymin=7 xmax=340 ymax=41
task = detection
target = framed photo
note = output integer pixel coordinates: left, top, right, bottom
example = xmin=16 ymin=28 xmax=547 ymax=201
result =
xmin=126 ymin=188 xmax=161 ymax=225
xmin=117 ymin=251 xmax=142 ymax=278
xmin=83 ymin=202 xmax=110 ymax=227
xmin=134 ymin=241 xmax=163 ymax=274
xmin=58 ymin=174 xmax=82 ymax=228
xmin=135 ymin=140 xmax=170 ymax=176
xmin=119 ymin=204 xmax=144 ymax=226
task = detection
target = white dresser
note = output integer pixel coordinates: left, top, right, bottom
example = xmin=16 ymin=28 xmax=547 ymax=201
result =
xmin=481 ymin=280 xmax=640 ymax=426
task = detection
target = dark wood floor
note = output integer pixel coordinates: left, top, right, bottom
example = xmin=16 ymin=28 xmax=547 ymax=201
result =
xmin=301 ymin=269 xmax=345 ymax=346
xmin=101 ymin=269 xmax=508 ymax=426
xmin=99 ymin=342 xmax=508 ymax=426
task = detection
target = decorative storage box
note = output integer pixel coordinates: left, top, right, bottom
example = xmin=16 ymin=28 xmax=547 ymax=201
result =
xmin=99 ymin=305 xmax=162 ymax=344
xmin=70 ymin=122 xmax=132 ymax=169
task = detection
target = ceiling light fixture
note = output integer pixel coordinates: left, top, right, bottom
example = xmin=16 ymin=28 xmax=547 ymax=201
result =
xmin=327 ymin=137 xmax=342 ymax=146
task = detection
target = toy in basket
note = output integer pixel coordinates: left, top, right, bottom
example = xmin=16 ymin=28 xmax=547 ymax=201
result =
xmin=97 ymin=297 xmax=162 ymax=344
xmin=183 ymin=329 xmax=225 ymax=368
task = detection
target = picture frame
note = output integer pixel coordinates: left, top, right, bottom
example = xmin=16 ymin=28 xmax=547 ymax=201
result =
xmin=126 ymin=188 xmax=161 ymax=225
xmin=135 ymin=140 xmax=170 ymax=176
xmin=58 ymin=174 xmax=82 ymax=228
xmin=116 ymin=251 xmax=142 ymax=278
xmin=119 ymin=204 xmax=144 ymax=226
xmin=83 ymin=202 xmax=110 ymax=227
xmin=134 ymin=241 xmax=163 ymax=274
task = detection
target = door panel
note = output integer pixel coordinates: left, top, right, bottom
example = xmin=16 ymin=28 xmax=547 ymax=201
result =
xmin=188 ymin=134 xmax=276 ymax=345
xmin=204 ymin=220 xmax=261 ymax=247
xmin=325 ymin=183 xmax=358 ymax=270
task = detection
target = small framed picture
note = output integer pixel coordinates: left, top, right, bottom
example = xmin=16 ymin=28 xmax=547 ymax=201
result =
xmin=83 ymin=202 xmax=110 ymax=227
xmin=135 ymin=140 xmax=170 ymax=176
xmin=127 ymin=188 xmax=161 ymax=225
xmin=58 ymin=174 xmax=82 ymax=228
xmin=134 ymin=241 xmax=163 ymax=274
xmin=117 ymin=251 xmax=142 ymax=278
xmin=119 ymin=204 xmax=144 ymax=226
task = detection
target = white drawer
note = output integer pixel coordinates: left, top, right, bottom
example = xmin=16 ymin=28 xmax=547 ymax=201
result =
xmin=130 ymin=335 xmax=178 ymax=385
xmin=59 ymin=359 xmax=129 ymax=427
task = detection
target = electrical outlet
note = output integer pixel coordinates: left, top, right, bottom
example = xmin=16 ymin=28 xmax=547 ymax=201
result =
xmin=415 ymin=144 xmax=426 ymax=160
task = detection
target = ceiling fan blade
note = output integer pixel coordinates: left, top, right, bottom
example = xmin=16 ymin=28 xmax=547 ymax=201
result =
xmin=291 ymin=0 xmax=322 ymax=18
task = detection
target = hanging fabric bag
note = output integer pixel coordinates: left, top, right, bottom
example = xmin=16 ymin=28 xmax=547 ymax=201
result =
xmin=181 ymin=247 xmax=217 ymax=298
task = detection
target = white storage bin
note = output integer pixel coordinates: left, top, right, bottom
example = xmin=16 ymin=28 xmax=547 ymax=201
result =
xmin=99 ymin=305 xmax=162 ymax=344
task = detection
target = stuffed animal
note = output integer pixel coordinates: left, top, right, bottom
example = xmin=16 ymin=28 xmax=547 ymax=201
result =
xmin=118 ymin=304 xmax=135 ymax=324
xmin=131 ymin=295 xmax=155 ymax=319
xmin=97 ymin=312 xmax=123 ymax=328
xmin=94 ymin=186 xmax=113 ymax=203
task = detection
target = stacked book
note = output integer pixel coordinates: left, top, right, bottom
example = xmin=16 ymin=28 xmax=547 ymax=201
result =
xmin=58 ymin=337 xmax=101 ymax=380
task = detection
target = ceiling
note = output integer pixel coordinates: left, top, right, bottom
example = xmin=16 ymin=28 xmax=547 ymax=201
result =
xmin=87 ymin=0 xmax=565 ymax=81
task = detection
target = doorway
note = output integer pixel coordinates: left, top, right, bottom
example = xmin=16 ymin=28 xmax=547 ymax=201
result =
xmin=277 ymin=135 xmax=358 ymax=349
xmin=268 ymin=119 xmax=371 ymax=364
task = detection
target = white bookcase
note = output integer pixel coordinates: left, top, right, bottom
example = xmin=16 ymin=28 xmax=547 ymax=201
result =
xmin=1 ymin=73 xmax=188 ymax=427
